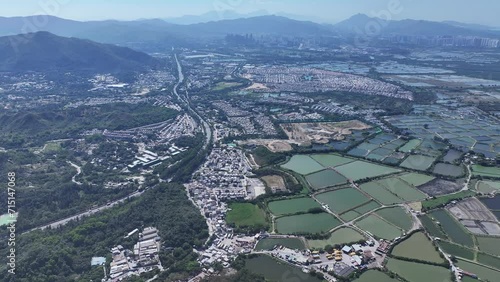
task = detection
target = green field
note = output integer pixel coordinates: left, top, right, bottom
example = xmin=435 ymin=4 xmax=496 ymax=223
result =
xmin=340 ymin=210 xmax=361 ymax=221
xmin=353 ymin=201 xmax=381 ymax=214
xmin=255 ymin=237 xmax=306 ymax=251
xmin=281 ymin=155 xmax=324 ymax=175
xmin=376 ymin=177 xmax=428 ymax=202
xmin=355 ymin=214 xmax=402 ymax=240
xmin=307 ymin=227 xmax=365 ymax=249
xmin=212 ymin=81 xmax=243 ymax=91
xmin=386 ymin=258 xmax=452 ymax=282
xmin=422 ymin=190 xmax=475 ymax=211
xmin=359 ymin=181 xmax=404 ymax=205
xmin=334 ymin=161 xmax=401 ymax=181
xmin=457 ymin=259 xmax=500 ymax=282
xmin=433 ymin=163 xmax=464 ymax=177
xmin=245 ymin=255 xmax=323 ymax=282
xmin=42 ymin=141 xmax=63 ymax=153
xmin=472 ymin=165 xmax=500 ymax=178
xmin=399 ymin=172 xmax=435 ymax=186
xmin=437 ymin=241 xmax=475 ymax=260
xmin=376 ymin=207 xmax=413 ymax=231
xmin=276 ymin=213 xmax=341 ymax=234
xmin=477 ymin=181 xmax=500 ymax=194
xmin=226 ymin=203 xmax=267 ymax=228
xmin=306 ymin=169 xmax=348 ymax=189
xmin=477 ymin=252 xmax=500 ymax=270
xmin=420 ymin=215 xmax=448 ymax=239
xmin=353 ymin=270 xmax=400 ymax=282
xmin=268 ymin=197 xmax=321 ymax=216
xmin=399 ymin=139 xmax=422 ymax=153
xmin=400 ymin=154 xmax=437 ymax=171
xmin=316 ymin=188 xmax=371 ymax=214
xmin=391 ymin=232 xmax=445 ymax=264
xmin=430 ymin=210 xmax=474 ymax=247
xmin=477 ymin=236 xmax=500 ymax=257
xmin=310 ymin=154 xmax=354 ymax=167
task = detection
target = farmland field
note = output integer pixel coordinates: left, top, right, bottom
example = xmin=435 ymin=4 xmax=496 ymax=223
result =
xmin=353 ymin=270 xmax=400 ymax=282
xmin=276 ymin=213 xmax=341 ymax=234
xmin=226 ymin=203 xmax=267 ymax=228
xmin=457 ymin=259 xmax=500 ymax=282
xmin=268 ymin=197 xmax=321 ymax=216
xmin=376 ymin=177 xmax=428 ymax=202
xmin=245 ymin=255 xmax=323 ymax=282
xmin=433 ymin=163 xmax=464 ymax=177
xmin=477 ymin=236 xmax=500 ymax=256
xmin=400 ymin=154 xmax=437 ymax=171
xmin=255 ymin=237 xmax=306 ymax=251
xmin=340 ymin=210 xmax=361 ymax=221
xmin=334 ymin=161 xmax=401 ymax=181
xmin=472 ymin=165 xmax=500 ymax=178
xmin=281 ymin=155 xmax=324 ymax=175
xmin=477 ymin=252 xmax=500 ymax=270
xmin=355 ymin=214 xmax=402 ymax=240
xmin=316 ymin=188 xmax=371 ymax=214
xmin=359 ymin=181 xmax=404 ymax=205
xmin=391 ymin=232 xmax=445 ymax=263
xmin=430 ymin=210 xmax=474 ymax=247
xmin=376 ymin=207 xmax=413 ymax=231
xmin=422 ymin=190 xmax=475 ymax=210
xmin=307 ymin=227 xmax=365 ymax=249
xmin=477 ymin=181 xmax=500 ymax=194
xmin=386 ymin=258 xmax=451 ymax=282
xmin=399 ymin=172 xmax=435 ymax=187
xmin=305 ymin=169 xmax=348 ymax=189
xmin=437 ymin=241 xmax=475 ymax=260
xmin=399 ymin=139 xmax=422 ymax=153
xmin=480 ymin=195 xmax=500 ymax=210
xmin=353 ymin=201 xmax=381 ymax=215
xmin=420 ymin=215 xmax=448 ymax=239
xmin=310 ymin=154 xmax=354 ymax=167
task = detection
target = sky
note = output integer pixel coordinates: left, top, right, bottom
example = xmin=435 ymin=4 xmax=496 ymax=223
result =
xmin=0 ymin=0 xmax=499 ymax=26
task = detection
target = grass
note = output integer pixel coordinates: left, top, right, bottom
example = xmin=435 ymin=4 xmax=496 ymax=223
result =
xmin=307 ymin=227 xmax=365 ymax=249
xmin=275 ymin=213 xmax=341 ymax=234
xmin=391 ymin=232 xmax=445 ymax=264
xmin=353 ymin=270 xmax=400 ymax=282
xmin=355 ymin=214 xmax=403 ymax=240
xmin=386 ymin=258 xmax=452 ymax=282
xmin=477 ymin=236 xmax=500 ymax=257
xmin=437 ymin=240 xmax=475 ymax=260
xmin=268 ymin=197 xmax=321 ymax=216
xmin=255 ymin=237 xmax=306 ymax=251
xmin=316 ymin=188 xmax=371 ymax=214
xmin=430 ymin=210 xmax=474 ymax=248
xmin=376 ymin=207 xmax=413 ymax=231
xmin=226 ymin=203 xmax=267 ymax=228
xmin=472 ymin=165 xmax=500 ymax=178
xmin=422 ymin=190 xmax=475 ymax=211
xmin=212 ymin=81 xmax=243 ymax=91
xmin=340 ymin=210 xmax=361 ymax=221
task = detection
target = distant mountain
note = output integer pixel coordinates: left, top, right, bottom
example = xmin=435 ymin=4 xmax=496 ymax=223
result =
xmin=443 ymin=21 xmax=498 ymax=31
xmin=335 ymin=14 xmax=498 ymax=37
xmin=0 ymin=32 xmax=159 ymax=72
xmin=165 ymin=10 xmax=271 ymax=25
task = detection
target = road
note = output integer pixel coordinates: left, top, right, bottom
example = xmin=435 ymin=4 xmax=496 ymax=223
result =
xmin=68 ymin=161 xmax=83 ymax=185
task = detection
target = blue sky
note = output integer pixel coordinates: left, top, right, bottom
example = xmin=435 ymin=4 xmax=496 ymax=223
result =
xmin=0 ymin=0 xmax=498 ymax=26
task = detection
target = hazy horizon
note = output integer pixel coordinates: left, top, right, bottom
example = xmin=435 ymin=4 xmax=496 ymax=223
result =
xmin=0 ymin=0 xmax=499 ymax=27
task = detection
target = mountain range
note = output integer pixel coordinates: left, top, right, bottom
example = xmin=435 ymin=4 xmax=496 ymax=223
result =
xmin=0 ymin=31 xmax=158 ymax=72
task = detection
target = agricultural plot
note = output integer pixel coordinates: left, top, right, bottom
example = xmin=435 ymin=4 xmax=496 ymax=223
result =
xmin=353 ymin=201 xmax=381 ymax=215
xmin=255 ymin=237 xmax=306 ymax=251
xmin=477 ymin=236 xmax=500 ymax=257
xmin=400 ymin=154 xmax=437 ymax=171
xmin=226 ymin=203 xmax=267 ymax=228
xmin=354 ymin=270 xmax=400 ymax=282
xmin=457 ymin=259 xmax=500 ymax=282
xmin=480 ymin=195 xmax=500 ymax=210
xmin=477 ymin=252 xmax=500 ymax=270
xmin=437 ymin=241 xmax=475 ymax=260
xmin=245 ymin=255 xmax=323 ymax=282
xmin=391 ymin=232 xmax=445 ymax=264
xmin=477 ymin=181 xmax=500 ymax=194
xmin=355 ymin=214 xmax=402 ymax=240
xmin=276 ymin=213 xmax=341 ymax=234
xmin=305 ymin=169 xmax=348 ymax=190
xmin=268 ymin=197 xmax=321 ymax=216
xmin=340 ymin=210 xmax=361 ymax=221
xmin=359 ymin=181 xmax=405 ymax=205
xmin=420 ymin=215 xmax=448 ymax=239
xmin=376 ymin=207 xmax=413 ymax=231
xmin=316 ymin=188 xmax=371 ymax=214
xmin=399 ymin=139 xmax=422 ymax=153
xmin=281 ymin=155 xmax=324 ymax=175
xmin=376 ymin=177 xmax=428 ymax=202
xmin=399 ymin=172 xmax=435 ymax=187
xmin=418 ymin=179 xmax=463 ymax=196
xmin=334 ymin=161 xmax=401 ymax=181
xmin=433 ymin=163 xmax=464 ymax=177
xmin=443 ymin=149 xmax=462 ymax=163
xmin=307 ymin=227 xmax=365 ymax=249
xmin=472 ymin=165 xmax=500 ymax=178
xmin=430 ymin=210 xmax=474 ymax=247
xmin=448 ymin=197 xmax=497 ymax=222
xmin=386 ymin=258 xmax=452 ymax=282
xmin=310 ymin=154 xmax=354 ymax=167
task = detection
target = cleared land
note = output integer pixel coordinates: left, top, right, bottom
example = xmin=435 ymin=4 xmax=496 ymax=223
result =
xmin=307 ymin=227 xmax=365 ymax=249
xmin=400 ymin=154 xmax=437 ymax=171
xmin=391 ymin=232 xmax=445 ymax=264
xmin=316 ymin=188 xmax=371 ymax=214
xmin=376 ymin=207 xmax=413 ymax=231
xmin=268 ymin=197 xmax=321 ymax=216
xmin=261 ymin=175 xmax=287 ymax=192
xmin=334 ymin=161 xmax=401 ymax=181
xmin=353 ymin=270 xmax=400 ymax=282
xmin=306 ymin=169 xmax=348 ymax=189
xmin=276 ymin=213 xmax=341 ymax=234
xmin=355 ymin=214 xmax=403 ymax=240
xmin=281 ymin=155 xmax=324 ymax=175
xmin=255 ymin=237 xmax=306 ymax=251
xmin=386 ymin=258 xmax=452 ymax=282
xmin=226 ymin=203 xmax=267 ymax=228
xmin=418 ymin=179 xmax=463 ymax=196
